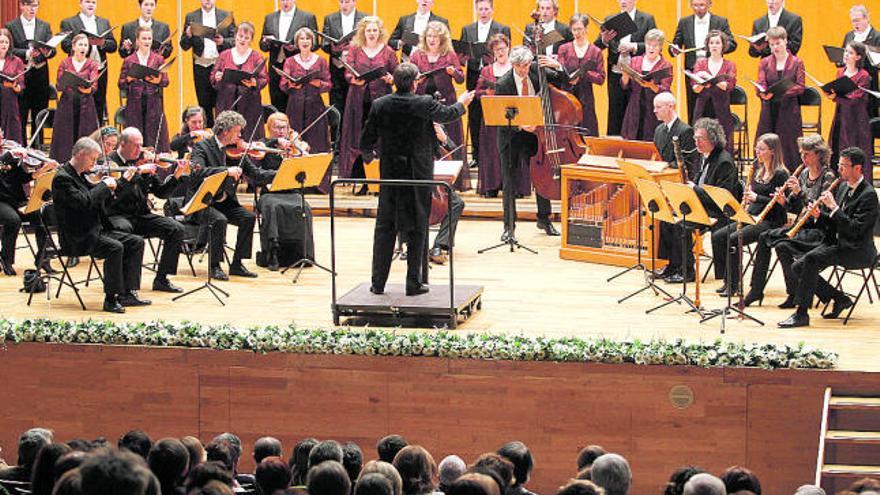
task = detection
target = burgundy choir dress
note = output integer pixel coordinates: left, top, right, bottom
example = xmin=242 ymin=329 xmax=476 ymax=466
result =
xmin=281 ymin=54 xmax=333 ymax=192
xmin=829 ymin=67 xmax=873 ymax=181
xmin=338 ymin=44 xmax=398 ymax=179
xmin=50 ymin=57 xmax=100 ymax=163
xmin=556 ymin=41 xmax=605 ymax=137
xmin=755 ymin=52 xmax=805 ymax=171
xmin=691 ymin=58 xmax=737 ymax=153
xmin=0 ymin=55 xmax=25 ymax=144
xmin=411 ymin=49 xmax=469 ymax=191
xmin=621 ymin=56 xmax=673 ymax=141
xmin=211 ymin=48 xmax=269 ymax=140
xmin=119 ymin=51 xmax=170 ymax=152
xmin=475 ymin=64 xmax=531 ymax=198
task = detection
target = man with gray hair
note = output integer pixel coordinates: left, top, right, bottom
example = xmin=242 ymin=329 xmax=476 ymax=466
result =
xmin=53 ymin=137 xmax=146 ymax=313
xmin=590 ymin=453 xmax=631 ymax=495
xmin=843 ymin=5 xmax=879 ymax=116
xmin=0 ymin=428 xmax=53 ymax=482
xmin=683 ymin=473 xmax=726 ymax=495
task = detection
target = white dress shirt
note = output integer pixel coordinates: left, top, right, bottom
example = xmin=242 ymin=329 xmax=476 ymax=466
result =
xmin=341 ymin=10 xmax=356 ymax=35
xmin=619 ymin=9 xmax=636 ymax=48
xmin=413 ymin=12 xmax=431 ymax=36
xmin=20 ymin=16 xmax=36 ymax=40
xmin=767 ymin=10 xmax=782 ymax=28
xmin=513 ymin=71 xmax=534 ymax=96
xmin=693 ymin=13 xmax=711 ymax=58
xmin=138 ymin=17 xmax=153 ymax=29
xmin=477 ymin=19 xmax=492 ymax=42
xmin=279 ymin=8 xmax=296 ymax=41
xmin=197 ymin=8 xmax=219 ymax=66
xmin=79 ymin=13 xmax=101 ymax=62
xmin=854 ymin=28 xmax=872 ymax=43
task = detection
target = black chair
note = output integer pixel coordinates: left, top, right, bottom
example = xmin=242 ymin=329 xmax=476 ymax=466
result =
xmin=32 ymin=108 xmax=55 ymax=152
xmin=820 ymin=254 xmax=880 ymax=324
xmin=730 ymin=86 xmax=751 ymax=167
xmin=799 ymin=87 xmax=822 ymax=136
xmin=262 ymin=104 xmax=279 ymax=123
xmin=114 ymin=105 xmax=126 ymax=131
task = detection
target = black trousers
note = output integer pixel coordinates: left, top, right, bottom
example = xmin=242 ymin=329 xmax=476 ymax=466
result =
xmin=433 ymin=191 xmax=465 ymax=250
xmin=193 ymin=64 xmax=218 ymax=127
xmin=790 ymin=243 xmax=876 ymax=310
xmin=660 ymin=219 xmax=729 ymax=276
xmin=198 ymin=201 xmax=255 ymax=267
xmin=684 ymin=79 xmax=697 ymax=124
xmin=500 ymin=135 xmax=550 ymax=234
xmin=89 ymin=231 xmax=144 ymax=295
xmin=710 ymin=221 xmax=775 ymax=287
xmin=0 ymin=202 xmax=47 ymax=266
xmin=94 ymin=69 xmax=109 ymax=126
xmin=467 ymin=98 xmax=483 ymax=164
xmin=371 ymin=191 xmax=429 ymax=292
xmin=109 ymin=213 xmax=184 ymax=277
xmin=607 ymin=72 xmax=627 ymax=136
xmin=19 ymin=69 xmax=50 ymax=145
xmin=268 ymin=65 xmax=288 ymax=114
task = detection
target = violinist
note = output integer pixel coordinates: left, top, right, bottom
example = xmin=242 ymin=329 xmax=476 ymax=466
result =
xmin=119 ymin=0 xmax=173 ymax=59
xmin=211 ymin=22 xmax=269 ymax=140
xmin=428 ymin=122 xmax=465 ymax=266
xmin=254 ymin=113 xmax=315 ymax=271
xmin=827 ymin=41 xmax=872 ymax=179
xmin=556 ymin=14 xmax=606 ymax=138
xmin=92 ymin=126 xmax=119 ymax=163
xmin=50 ymin=33 xmax=100 ymax=164
xmin=186 ymin=110 xmax=274 ymax=280
xmin=620 ymin=28 xmax=673 ymax=142
xmin=495 ymin=45 xmax=566 ymax=240
xmin=0 ymin=29 xmax=26 ymax=144
xmin=475 ymin=33 xmax=515 ymax=198
xmin=105 ymin=127 xmax=188 ymax=293
xmin=0 ymin=129 xmax=55 ymax=276
xmin=119 ymin=26 xmax=170 ymax=152
xmin=170 ymin=106 xmax=211 ymax=158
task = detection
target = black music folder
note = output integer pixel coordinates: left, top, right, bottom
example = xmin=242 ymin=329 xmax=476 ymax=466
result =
xmin=598 ymin=12 xmax=638 ymax=40
xmin=821 ymin=75 xmax=858 ymax=97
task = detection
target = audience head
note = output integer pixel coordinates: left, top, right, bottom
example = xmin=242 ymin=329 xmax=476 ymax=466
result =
xmin=204 ymin=442 xmax=235 ymax=472
xmin=18 ymin=428 xmax=53 ymax=470
xmin=187 ymin=480 xmax=234 ymax=495
xmin=498 ymin=441 xmax=534 ymax=486
xmin=576 ymin=446 xmax=607 ymax=472
xmin=309 ymin=440 xmax=344 ymax=468
xmin=52 ymin=469 xmax=83 ymax=495
xmin=148 ymin=438 xmax=190 ymax=495
xmin=31 ymin=443 xmax=73 ymax=495
xmin=793 ymin=486 xmax=825 ymax=495
xmin=308 ymin=461 xmax=352 ymax=495
xmin=437 ymin=455 xmax=467 ymax=490
xmin=392 ymin=63 xmax=420 ymax=93
xmin=342 ymin=442 xmax=364 ymax=486
xmin=469 ymin=453 xmax=513 ymax=494
xmin=54 ymin=452 xmax=90 ymax=485
xmin=184 ymin=461 xmax=234 ymax=493
xmin=377 ymin=435 xmax=408 ymax=464
xmin=576 ymin=467 xmax=593 ymax=481
xmin=79 ymin=449 xmax=156 ymax=495
xmin=664 ymin=467 xmax=705 ymax=495
xmin=849 ymin=478 xmax=880 ymax=493
xmin=255 ymin=456 xmax=291 ymax=495
xmin=119 ymin=431 xmax=153 ymax=460
xmin=693 ymin=118 xmax=727 ymax=153
xmin=720 ymin=467 xmax=760 ymax=495
xmin=393 ymin=446 xmax=437 ymax=495
xmin=356 ymin=473 xmax=396 ymax=495
xmin=557 ymin=479 xmax=605 ymax=495
xmin=445 ymin=473 xmax=501 ymax=495
xmin=254 ymin=437 xmax=283 ymax=465
xmin=360 ymin=460 xmax=403 ymax=495
xmin=590 ymin=454 xmax=631 ymax=495
xmin=290 ymin=438 xmax=319 ymax=485
xmin=180 ymin=437 xmax=206 ymax=475
xmin=683 ymin=473 xmax=726 ymax=495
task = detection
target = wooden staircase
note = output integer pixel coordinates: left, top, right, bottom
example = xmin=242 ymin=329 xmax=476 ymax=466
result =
xmin=816 ymin=389 xmax=880 ymax=492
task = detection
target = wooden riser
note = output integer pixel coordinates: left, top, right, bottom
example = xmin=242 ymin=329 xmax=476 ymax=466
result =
xmin=825 ymin=430 xmax=880 ymax=444
xmin=830 ymin=396 xmax=880 ymax=411
xmin=822 ymin=464 xmax=880 ymax=477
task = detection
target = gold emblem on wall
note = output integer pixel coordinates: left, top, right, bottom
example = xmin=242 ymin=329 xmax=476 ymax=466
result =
xmin=668 ymin=385 xmax=695 ymax=409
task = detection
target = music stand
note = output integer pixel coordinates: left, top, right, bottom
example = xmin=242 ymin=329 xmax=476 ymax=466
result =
xmin=273 ymin=153 xmax=336 ymax=282
xmin=699 ymin=185 xmax=765 ymax=331
xmin=173 ymin=170 xmax=229 ymax=305
xmin=647 ymin=181 xmax=712 ymax=317
xmin=24 ymin=171 xmax=56 ymax=215
xmin=363 ymin=158 xmax=381 ymax=193
xmin=478 ymin=94 xmax=543 ymax=254
xmin=608 ymin=160 xmax=652 ymax=283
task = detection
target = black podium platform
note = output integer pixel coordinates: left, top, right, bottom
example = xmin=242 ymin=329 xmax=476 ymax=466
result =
xmin=333 ymin=283 xmax=483 ymax=328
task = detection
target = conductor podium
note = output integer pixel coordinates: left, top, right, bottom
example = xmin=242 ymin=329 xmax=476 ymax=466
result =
xmin=560 ymin=137 xmax=679 ymax=267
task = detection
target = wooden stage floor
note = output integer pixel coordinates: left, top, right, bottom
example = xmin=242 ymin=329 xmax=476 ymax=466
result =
xmin=3 ymin=210 xmax=880 ymax=372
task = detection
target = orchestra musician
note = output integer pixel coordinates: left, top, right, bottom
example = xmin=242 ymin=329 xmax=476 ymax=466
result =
xmin=93 ymin=126 xmax=118 ymax=161
xmin=50 ymin=33 xmax=100 ymax=164
xmin=5 ymin=0 xmax=54 ymax=146
xmin=748 ymin=0 xmax=802 ymax=58
xmin=843 ymin=6 xmax=879 ymax=117
xmin=211 ymin=22 xmax=269 ymax=140
xmin=389 ymin=0 xmax=449 ymax=59
xmin=280 ymin=27 xmax=332 ymax=192
xmin=620 ymin=28 xmax=673 ymax=142
xmin=322 ymin=0 xmax=367 ymax=122
xmin=170 ymin=106 xmax=211 ymax=159
xmin=594 ymin=0 xmax=657 ymax=136
xmin=690 ymin=30 xmax=737 ymax=153
xmin=359 ymin=62 xmax=471 ymax=296
xmin=827 ymin=41 xmax=873 ymax=180
xmin=670 ymin=0 xmax=736 ymax=122
xmin=412 ymin=21 xmax=467 ymax=189
xmin=180 ymin=0 xmax=236 ymax=128
xmin=119 ymin=0 xmax=173 ymax=59
xmin=524 ymin=0 xmax=573 ymax=56
xmin=60 ymin=0 xmax=117 ymax=126
xmin=710 ymin=133 xmax=788 ymax=297
xmin=118 ymin=26 xmax=170 ymax=152
xmin=778 ymin=147 xmax=878 ymax=328
xmin=259 ymin=0 xmax=318 ymax=113
xmin=556 ymin=14 xmax=605 ymax=138
xmin=743 ymin=134 xmax=837 ymax=307
xmin=52 ymin=137 xmax=148 ymax=314
xmin=254 ymin=113 xmax=315 ymax=271
xmin=105 ymin=127 xmax=188 ymax=293
xmin=0 ymin=29 xmax=26 ymax=144
xmin=428 ymin=122 xmax=465 ymax=266
xmin=337 ymin=16 xmax=398 ymax=181
xmin=754 ymin=26 xmax=805 ymax=172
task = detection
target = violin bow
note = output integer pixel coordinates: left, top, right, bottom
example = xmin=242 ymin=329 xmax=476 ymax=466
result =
xmin=299 ymin=104 xmax=336 ymax=137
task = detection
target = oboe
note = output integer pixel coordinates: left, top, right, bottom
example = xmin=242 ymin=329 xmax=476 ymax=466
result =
xmin=754 ymin=163 xmax=804 ymax=224
xmin=786 ymin=178 xmax=841 ymax=238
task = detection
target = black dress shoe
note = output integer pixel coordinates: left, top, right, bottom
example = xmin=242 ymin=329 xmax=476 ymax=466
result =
xmin=715 ymin=283 xmax=728 ymax=294
xmin=665 ymin=272 xmax=695 ymax=284
xmin=778 ymin=312 xmax=810 ymax=328
xmin=66 ymin=256 xmax=80 ymax=268
xmin=485 ymin=190 xmax=498 ymax=198
xmin=653 ymin=265 xmax=677 ymax=280
xmin=2 ymin=262 xmax=16 ymax=276
xmin=118 ymin=291 xmax=152 ymax=307
xmin=537 ymin=221 xmax=560 ymax=236
xmin=229 ymin=263 xmax=258 ymax=278
xmin=369 ymin=285 xmax=384 ymax=295
xmin=267 ymin=249 xmax=279 ymax=271
xmin=39 ymin=261 xmax=59 ymax=274
xmin=103 ymin=296 xmax=125 ymax=314
xmin=211 ymin=267 xmax=229 ymax=281
xmin=406 ymin=285 xmax=430 ymax=296
xmin=501 ymin=229 xmax=513 ymax=242
xmin=718 ymin=286 xmax=739 ymax=298
xmin=742 ymin=291 xmax=764 ymax=307
xmin=823 ymin=297 xmax=854 ymax=319
xmin=152 ymin=278 xmax=183 ymax=293
xmin=429 ymin=247 xmax=447 ymax=265
xmin=777 ymin=295 xmax=797 ymax=309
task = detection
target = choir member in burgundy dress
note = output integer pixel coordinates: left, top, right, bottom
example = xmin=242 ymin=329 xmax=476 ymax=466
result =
xmin=691 ymin=30 xmax=737 ymax=153
xmin=556 ymin=14 xmax=605 ymax=138
xmin=50 ymin=33 xmax=100 ymax=163
xmin=119 ymin=26 xmax=170 ymax=152
xmin=755 ymin=26 xmax=805 ymax=171
xmin=281 ymin=27 xmax=333 ymax=192
xmin=0 ymin=29 xmax=25 ymax=144
xmin=827 ymin=41 xmax=873 ymax=181
xmin=621 ymin=29 xmax=673 ymax=141
xmin=411 ymin=20 xmax=468 ymax=190
xmin=211 ymin=22 xmax=269 ymax=140
xmin=338 ymin=16 xmax=398 ymax=180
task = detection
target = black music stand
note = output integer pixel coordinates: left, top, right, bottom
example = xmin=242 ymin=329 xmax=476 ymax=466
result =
xmin=173 ymin=170 xmax=229 ymax=305
xmin=478 ymin=94 xmax=542 ymax=254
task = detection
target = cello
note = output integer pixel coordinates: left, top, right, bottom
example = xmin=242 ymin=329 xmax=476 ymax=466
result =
xmin=527 ymin=11 xmax=587 ymax=201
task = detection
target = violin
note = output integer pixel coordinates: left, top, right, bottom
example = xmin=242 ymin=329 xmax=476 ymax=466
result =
xmin=1 ymin=140 xmax=59 ymax=175
xmin=190 ymin=129 xmax=214 ymax=143
xmin=224 ymin=141 xmax=273 ymax=160
xmin=84 ymin=165 xmax=137 ymax=185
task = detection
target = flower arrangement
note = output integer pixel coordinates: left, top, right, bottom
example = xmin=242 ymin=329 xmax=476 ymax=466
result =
xmin=0 ymin=318 xmax=837 ymax=369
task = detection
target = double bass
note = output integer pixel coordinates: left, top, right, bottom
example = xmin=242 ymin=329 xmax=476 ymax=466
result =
xmin=527 ymin=11 xmax=586 ymax=200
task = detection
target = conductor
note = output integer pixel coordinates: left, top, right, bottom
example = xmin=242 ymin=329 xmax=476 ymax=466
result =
xmin=360 ymin=62 xmax=474 ymax=296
